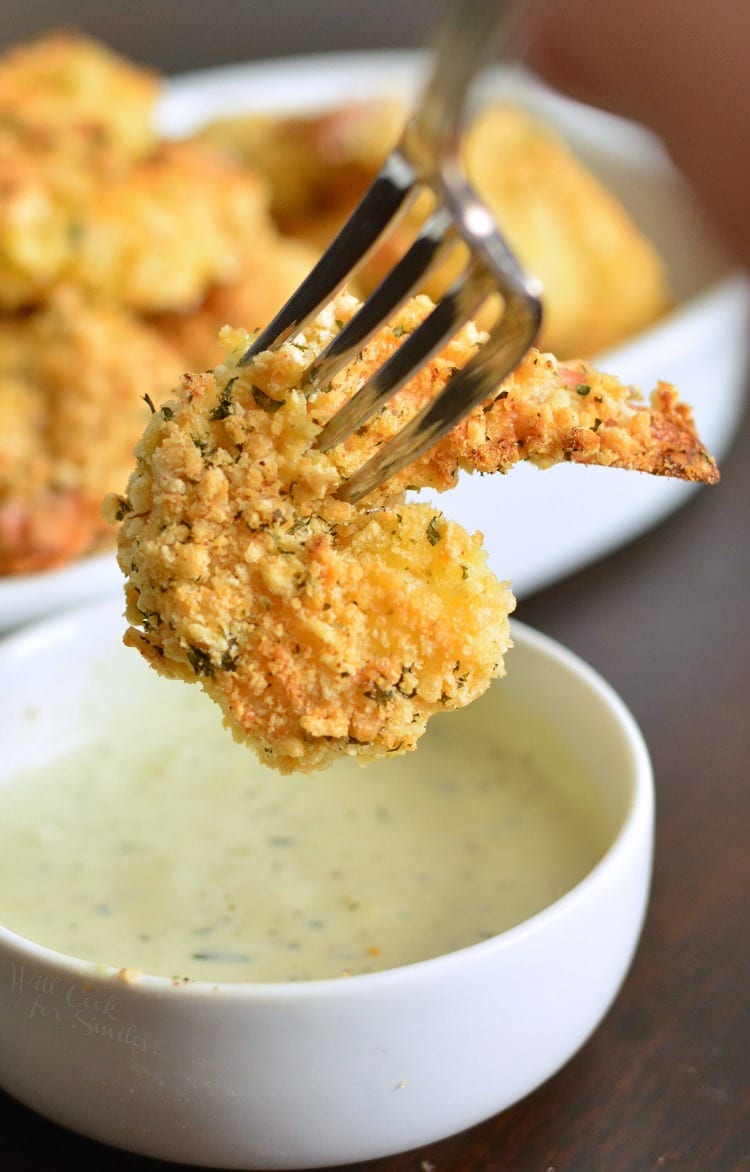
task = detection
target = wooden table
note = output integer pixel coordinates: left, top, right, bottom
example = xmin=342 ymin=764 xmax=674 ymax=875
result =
xmin=4 ymin=381 xmax=748 ymax=1171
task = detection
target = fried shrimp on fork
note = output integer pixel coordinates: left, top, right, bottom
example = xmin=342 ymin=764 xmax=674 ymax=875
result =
xmin=107 ymin=292 xmax=718 ymax=775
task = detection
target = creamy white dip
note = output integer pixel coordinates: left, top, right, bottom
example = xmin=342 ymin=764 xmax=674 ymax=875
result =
xmin=0 ymin=670 xmax=608 ymax=983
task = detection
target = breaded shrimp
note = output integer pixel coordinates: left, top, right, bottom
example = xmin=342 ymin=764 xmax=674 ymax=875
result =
xmin=0 ymin=135 xmax=273 ymax=312
xmin=197 ymin=100 xmax=404 ymax=233
xmin=107 ymin=292 xmax=717 ymax=774
xmin=0 ymin=30 xmax=159 ymax=159
xmin=151 ymin=236 xmax=319 ymax=370
xmin=0 ymin=30 xmax=281 ymax=313
xmin=313 ymin=296 xmax=719 ymax=495
xmin=0 ymin=290 xmax=185 ymax=574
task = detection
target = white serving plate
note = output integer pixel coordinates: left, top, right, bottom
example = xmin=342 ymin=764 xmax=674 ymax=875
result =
xmin=0 ymin=50 xmax=747 ymax=634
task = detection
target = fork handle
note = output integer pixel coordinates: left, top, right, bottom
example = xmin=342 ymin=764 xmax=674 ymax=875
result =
xmin=409 ymin=0 xmax=512 ymax=169
xmin=240 ymin=0 xmax=514 ymax=365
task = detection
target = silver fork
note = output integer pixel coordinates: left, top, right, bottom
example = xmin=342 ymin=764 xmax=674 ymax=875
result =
xmin=239 ymin=0 xmax=542 ymax=503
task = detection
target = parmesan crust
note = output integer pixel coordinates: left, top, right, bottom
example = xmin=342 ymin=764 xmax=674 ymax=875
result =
xmin=0 ymin=30 xmax=276 ymax=313
xmin=0 ymin=134 xmax=272 ymax=313
xmin=108 ymin=292 xmax=717 ymax=774
xmin=316 ymin=297 xmax=719 ymax=494
xmin=0 ymin=290 xmax=185 ymax=574
xmin=0 ymin=30 xmax=159 ymax=160
xmin=151 ymin=237 xmax=319 ymax=370
xmin=0 ymin=30 xmax=321 ymax=576
xmin=0 ymin=30 xmax=685 ymax=592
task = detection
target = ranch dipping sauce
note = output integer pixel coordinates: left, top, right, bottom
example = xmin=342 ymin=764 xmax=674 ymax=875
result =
xmin=0 ymin=667 xmax=609 ymax=984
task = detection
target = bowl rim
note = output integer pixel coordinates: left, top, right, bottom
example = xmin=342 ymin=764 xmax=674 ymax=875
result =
xmin=0 ymin=602 xmax=654 ymax=1001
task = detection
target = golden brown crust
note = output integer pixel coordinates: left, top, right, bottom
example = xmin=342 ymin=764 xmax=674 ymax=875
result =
xmin=0 ymin=30 xmax=159 ymax=159
xmin=0 ymin=30 xmax=325 ymax=576
xmin=151 ymin=236 xmax=319 ymax=370
xmin=0 ymin=30 xmax=680 ymax=592
xmin=107 ymin=307 xmax=517 ymax=773
xmin=0 ymin=290 xmax=185 ymax=574
xmin=427 ymin=365 xmax=718 ymax=487
xmin=0 ymin=30 xmax=278 ymax=313
xmin=0 ymin=134 xmax=273 ymax=313
xmin=197 ymin=100 xmax=404 ymax=231
xmin=108 ymin=292 xmax=717 ymax=773
xmin=119 ymin=498 xmax=514 ymax=775
xmin=245 ymin=294 xmax=718 ymax=496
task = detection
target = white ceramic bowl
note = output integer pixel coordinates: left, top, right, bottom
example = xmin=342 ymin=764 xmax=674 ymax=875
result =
xmin=0 ymin=597 xmax=652 ymax=1168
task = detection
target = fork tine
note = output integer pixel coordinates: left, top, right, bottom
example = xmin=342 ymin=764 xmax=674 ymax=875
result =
xmin=336 ymin=292 xmax=542 ymax=503
xmin=240 ymin=0 xmax=512 ymax=369
xmin=241 ymin=0 xmax=540 ymax=502
xmin=239 ymin=150 xmax=419 ymax=365
xmin=303 ymin=205 xmax=457 ymax=394
xmin=410 ymin=0 xmax=513 ymax=162
xmin=316 ymin=256 xmax=495 ymax=452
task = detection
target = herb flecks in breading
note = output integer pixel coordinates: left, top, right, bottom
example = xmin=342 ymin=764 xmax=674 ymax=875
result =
xmin=107 ymin=291 xmax=718 ymax=775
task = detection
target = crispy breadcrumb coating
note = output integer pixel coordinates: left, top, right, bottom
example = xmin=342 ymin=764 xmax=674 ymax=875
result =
xmin=197 ymin=100 xmax=404 ymax=233
xmin=151 ymin=236 xmax=319 ymax=370
xmin=310 ymin=297 xmax=719 ymax=495
xmin=0 ymin=30 xmax=328 ymax=578
xmin=70 ymin=140 xmax=272 ymax=313
xmin=0 ymin=290 xmax=185 ymax=574
xmin=107 ymin=293 xmax=717 ymax=774
xmin=0 ymin=30 xmax=159 ymax=159
xmin=0 ymin=30 xmax=680 ymax=595
xmin=0 ymin=135 xmax=272 ymax=312
xmin=0 ymin=33 xmax=275 ymax=313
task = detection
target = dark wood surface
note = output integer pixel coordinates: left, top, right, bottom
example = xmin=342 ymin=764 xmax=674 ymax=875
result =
xmin=1 ymin=10 xmax=749 ymax=1170
xmin=4 ymin=391 xmax=748 ymax=1172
